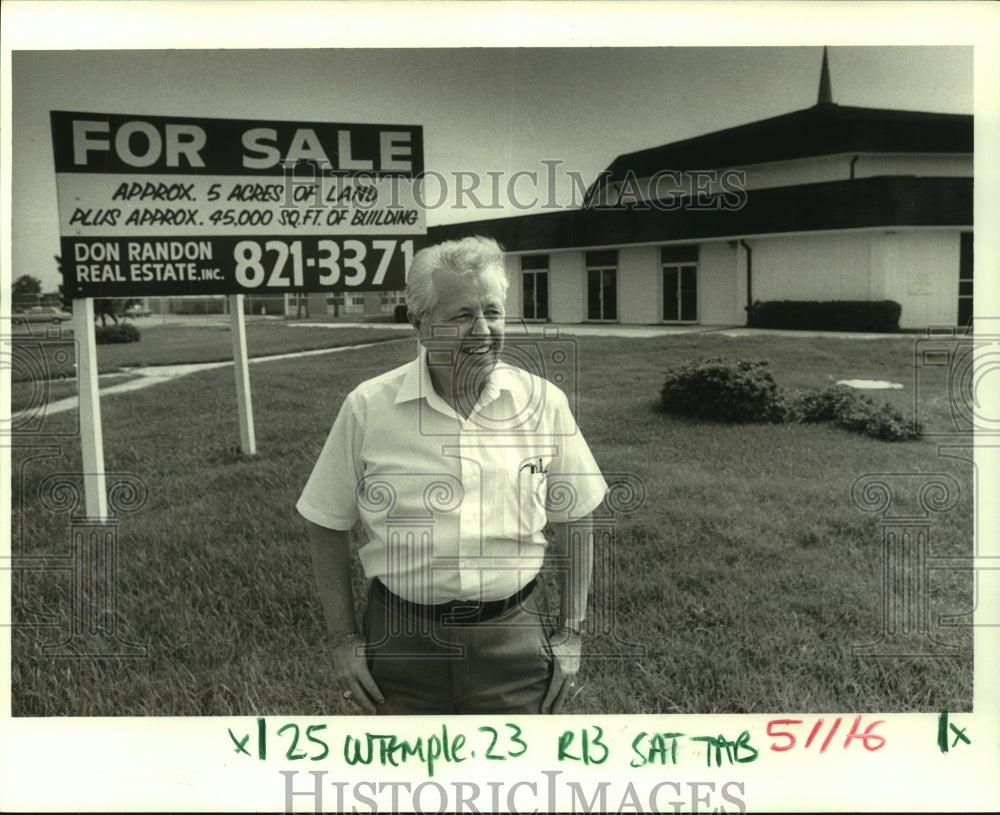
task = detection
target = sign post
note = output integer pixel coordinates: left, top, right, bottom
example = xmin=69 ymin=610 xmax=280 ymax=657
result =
xmin=51 ymin=110 xmax=426 ymax=511
xmin=229 ymin=294 xmax=255 ymax=455
xmin=72 ymin=297 xmax=108 ymax=518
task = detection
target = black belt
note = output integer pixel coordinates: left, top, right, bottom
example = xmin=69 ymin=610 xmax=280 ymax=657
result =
xmin=374 ymin=578 xmax=537 ymax=625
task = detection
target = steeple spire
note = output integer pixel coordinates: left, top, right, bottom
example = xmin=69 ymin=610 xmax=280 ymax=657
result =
xmin=817 ymin=46 xmax=834 ymax=105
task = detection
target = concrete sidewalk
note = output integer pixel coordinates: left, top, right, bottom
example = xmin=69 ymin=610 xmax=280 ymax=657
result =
xmin=291 ymin=320 xmax=903 ymax=340
xmin=107 ymin=312 xmax=912 ymax=340
xmin=24 ymin=337 xmax=410 ymax=417
xmin=521 ymin=323 xmax=901 ymax=340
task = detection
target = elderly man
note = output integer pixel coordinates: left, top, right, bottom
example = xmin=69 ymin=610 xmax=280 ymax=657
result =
xmin=297 ymin=235 xmax=607 ymax=714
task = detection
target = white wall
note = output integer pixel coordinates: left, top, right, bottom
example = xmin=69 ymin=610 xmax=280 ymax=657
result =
xmin=549 ymin=251 xmax=585 ymax=323
xmin=699 ymin=241 xmax=741 ymax=325
xmin=506 ymin=251 xmax=589 ymax=323
xmin=618 ymin=246 xmax=659 ymax=323
xmin=731 ymin=155 xmax=847 ymax=191
xmin=751 ymin=232 xmax=874 ymax=303
xmin=740 ymin=229 xmax=963 ymax=329
xmin=608 ymin=155 xmax=844 ymax=202
xmin=541 ymin=243 xmax=740 ymax=325
xmin=735 ymin=153 xmax=971 ymax=190
xmin=505 ymin=227 xmax=962 ymax=328
xmin=505 ymin=252 xmax=587 ymax=324
xmin=871 ymin=230 xmax=961 ymax=328
xmin=503 ymin=255 xmax=522 ymax=318
xmin=855 ymin=154 xmax=973 ymax=179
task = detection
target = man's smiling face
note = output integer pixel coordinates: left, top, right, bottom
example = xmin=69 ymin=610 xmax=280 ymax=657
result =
xmin=416 ymin=264 xmax=506 ymax=406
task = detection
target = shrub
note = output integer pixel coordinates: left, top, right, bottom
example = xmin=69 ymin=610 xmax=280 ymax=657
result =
xmin=659 ymin=358 xmax=784 ymax=423
xmin=784 ymin=385 xmax=919 ymax=441
xmin=96 ymin=322 xmax=141 ymax=344
xmin=747 ymin=300 xmax=902 ymax=333
xmin=784 ymin=385 xmax=863 ymax=423
xmin=660 ymin=367 xmax=920 ymax=441
xmin=834 ymin=399 xmax=920 ymax=442
xmin=394 ymin=304 xmax=409 ymax=323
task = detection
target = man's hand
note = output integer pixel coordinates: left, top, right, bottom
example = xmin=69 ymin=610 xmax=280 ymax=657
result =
xmin=540 ymin=628 xmax=582 ymax=714
xmin=544 ymin=519 xmax=593 ymax=714
xmin=305 ymin=522 xmax=384 ymax=714
xmin=330 ymin=633 xmax=384 ymax=715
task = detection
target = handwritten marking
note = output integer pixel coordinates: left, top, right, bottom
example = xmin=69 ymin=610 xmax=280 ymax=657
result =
xmin=767 ymin=716 xmax=885 ymax=753
xmin=343 ymin=725 xmax=469 ymax=777
xmin=227 ymin=728 xmax=250 ymax=757
xmin=939 ymin=711 xmax=971 ymax=753
xmin=557 ymin=726 xmax=609 ymax=765
xmin=689 ymin=731 xmax=758 ymax=767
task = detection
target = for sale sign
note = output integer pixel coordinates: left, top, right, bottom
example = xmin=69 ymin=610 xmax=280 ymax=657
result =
xmin=51 ymin=111 xmax=426 ymax=298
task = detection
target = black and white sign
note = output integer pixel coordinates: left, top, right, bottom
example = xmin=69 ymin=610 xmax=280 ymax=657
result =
xmin=51 ymin=111 xmax=426 ymax=297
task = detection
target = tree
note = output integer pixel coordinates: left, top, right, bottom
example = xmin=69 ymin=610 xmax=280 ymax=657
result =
xmin=12 ymin=275 xmax=42 ymax=297
xmin=57 ymin=283 xmax=73 ymax=310
xmin=55 ymin=256 xmax=73 ymax=309
xmin=94 ymin=298 xmax=121 ymax=327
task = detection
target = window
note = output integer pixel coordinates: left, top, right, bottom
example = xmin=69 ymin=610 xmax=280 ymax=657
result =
xmin=958 ymin=232 xmax=973 ymax=329
xmin=521 ymin=255 xmax=549 ymax=321
xmin=661 ymin=246 xmax=699 ymax=323
xmin=328 ymin=293 xmax=364 ymax=313
xmin=586 ymin=250 xmax=617 ymax=321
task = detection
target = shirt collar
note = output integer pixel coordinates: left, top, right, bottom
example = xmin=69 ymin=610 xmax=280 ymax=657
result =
xmin=394 ymin=346 xmax=532 ymax=413
xmin=393 ymin=349 xmax=427 ymax=405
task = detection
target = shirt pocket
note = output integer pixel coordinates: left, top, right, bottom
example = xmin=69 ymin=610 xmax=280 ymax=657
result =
xmin=508 ymin=468 xmax=549 ymax=539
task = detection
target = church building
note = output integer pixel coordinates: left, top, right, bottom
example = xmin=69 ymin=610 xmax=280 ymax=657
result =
xmin=427 ymin=50 xmax=973 ymax=330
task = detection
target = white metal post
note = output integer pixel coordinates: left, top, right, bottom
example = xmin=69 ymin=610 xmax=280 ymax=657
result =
xmin=229 ymin=294 xmax=256 ymax=455
xmin=73 ymin=298 xmax=108 ymax=518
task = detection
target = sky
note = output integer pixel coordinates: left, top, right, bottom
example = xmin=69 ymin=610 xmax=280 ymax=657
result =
xmin=0 ymin=4 xmax=986 ymax=294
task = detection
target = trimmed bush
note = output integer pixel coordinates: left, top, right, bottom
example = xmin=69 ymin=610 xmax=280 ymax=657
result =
xmin=747 ymin=300 xmax=902 ymax=333
xmin=96 ymin=322 xmax=141 ymax=344
xmin=661 ymin=368 xmax=920 ymax=441
xmin=784 ymin=385 xmax=919 ymax=441
xmin=783 ymin=385 xmax=861 ymax=423
xmin=394 ymin=304 xmax=409 ymax=323
xmin=659 ymin=358 xmax=784 ymax=423
xmin=833 ymin=398 xmax=919 ymax=442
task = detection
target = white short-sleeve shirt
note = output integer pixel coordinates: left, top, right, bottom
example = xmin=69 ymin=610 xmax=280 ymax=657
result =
xmin=297 ymin=349 xmax=608 ymax=604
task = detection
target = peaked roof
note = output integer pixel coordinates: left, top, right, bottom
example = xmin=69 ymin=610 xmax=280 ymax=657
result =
xmin=817 ymin=47 xmax=833 ymax=105
xmin=594 ymin=103 xmax=973 ymax=189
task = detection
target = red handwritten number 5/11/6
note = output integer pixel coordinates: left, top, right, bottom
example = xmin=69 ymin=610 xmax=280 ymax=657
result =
xmin=766 ymin=716 xmax=886 ymax=753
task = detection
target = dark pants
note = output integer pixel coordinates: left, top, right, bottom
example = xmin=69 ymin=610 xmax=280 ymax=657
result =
xmin=364 ymin=581 xmax=554 ymax=715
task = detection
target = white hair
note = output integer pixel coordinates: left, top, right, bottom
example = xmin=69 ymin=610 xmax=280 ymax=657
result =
xmin=406 ymin=236 xmax=508 ymax=320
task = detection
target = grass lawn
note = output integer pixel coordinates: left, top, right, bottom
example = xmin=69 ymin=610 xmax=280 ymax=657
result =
xmin=9 ymin=318 xmax=407 ymax=378
xmin=7 ymin=319 xmax=408 ymax=411
xmin=9 ymin=331 xmax=973 ymax=716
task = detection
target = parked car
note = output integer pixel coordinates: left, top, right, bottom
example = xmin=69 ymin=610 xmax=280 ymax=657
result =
xmin=123 ymin=304 xmax=153 ymax=318
xmin=22 ymin=306 xmax=73 ymax=323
